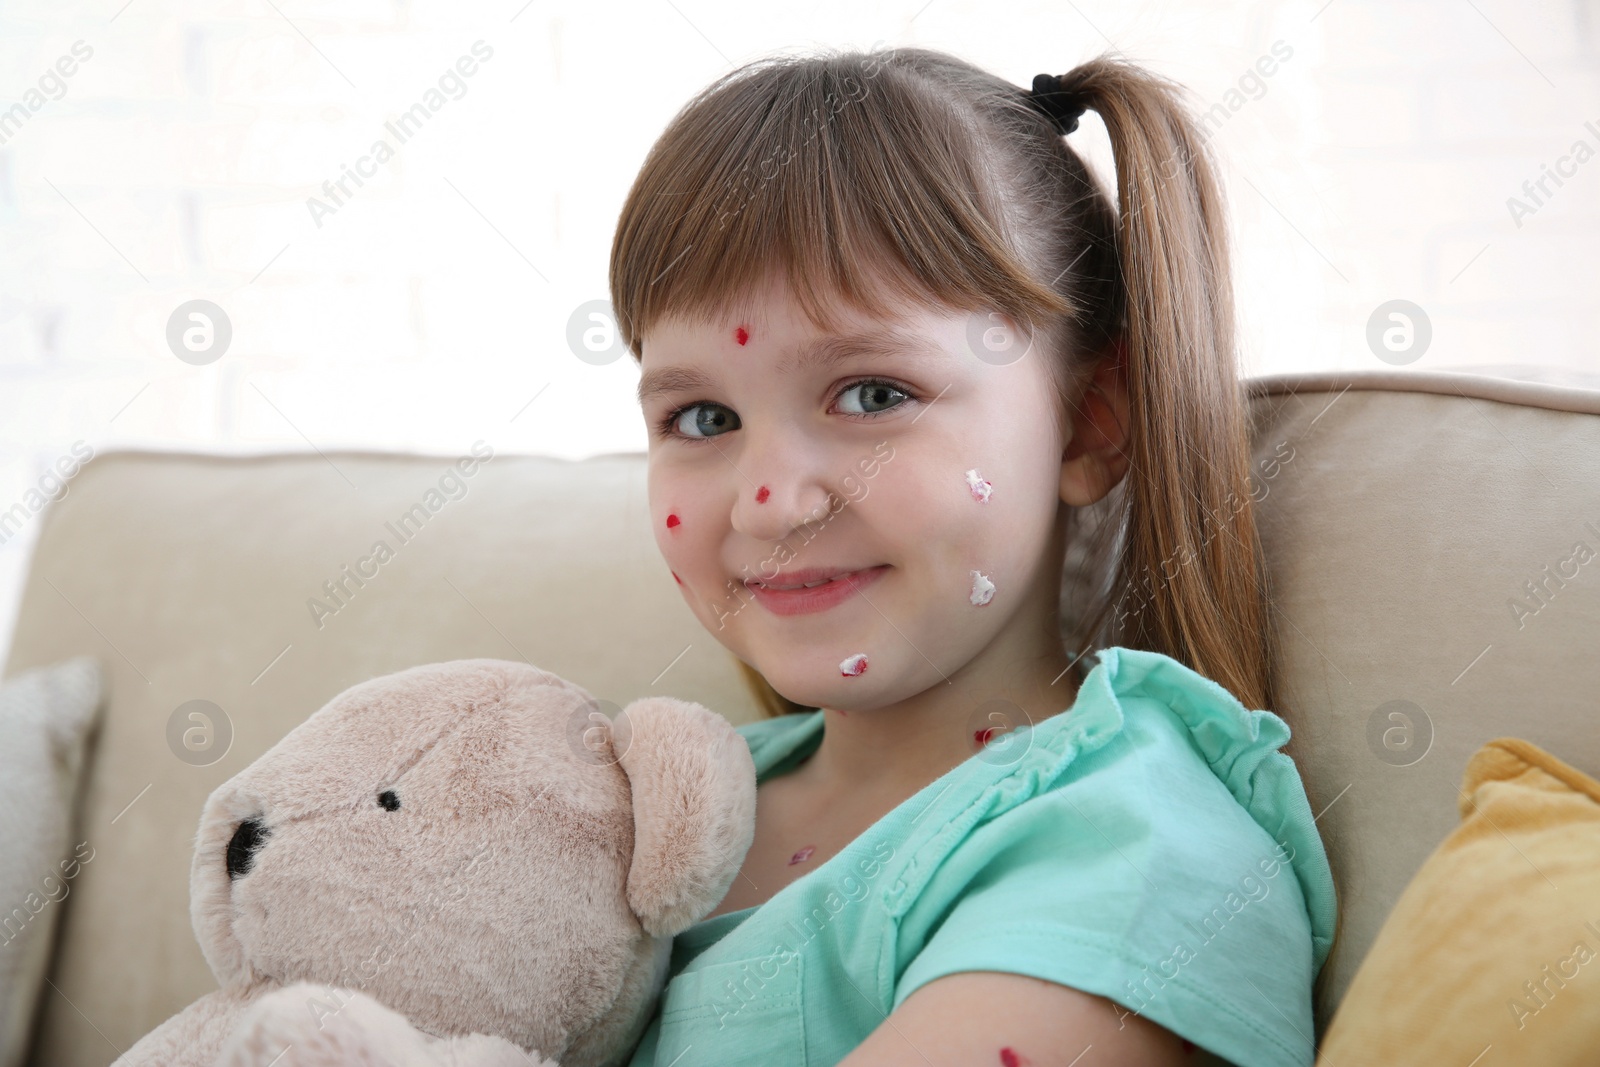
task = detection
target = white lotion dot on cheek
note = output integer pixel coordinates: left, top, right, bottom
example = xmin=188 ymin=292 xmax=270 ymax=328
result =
xmin=969 ymin=570 xmax=995 ymax=606
xmin=964 ymin=469 xmax=993 ymax=503
xmin=839 ymin=653 xmax=869 ymax=677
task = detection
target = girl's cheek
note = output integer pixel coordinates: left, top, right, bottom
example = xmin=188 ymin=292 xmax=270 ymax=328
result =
xmin=658 ymin=510 xmax=690 ymax=574
xmin=647 ymin=462 xmax=691 ymax=572
xmin=964 ymin=467 xmax=994 ymax=503
xmin=875 ymin=454 xmax=1000 ymax=533
xmin=655 ymin=498 xmax=719 ymax=593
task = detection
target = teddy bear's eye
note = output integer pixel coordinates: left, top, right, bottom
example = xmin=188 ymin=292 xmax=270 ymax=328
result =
xmin=377 ymin=789 xmax=400 ymax=811
xmin=226 ymin=818 xmax=269 ymax=880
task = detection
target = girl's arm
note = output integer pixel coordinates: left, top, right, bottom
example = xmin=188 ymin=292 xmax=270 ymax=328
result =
xmin=837 ymin=971 xmax=1194 ymax=1066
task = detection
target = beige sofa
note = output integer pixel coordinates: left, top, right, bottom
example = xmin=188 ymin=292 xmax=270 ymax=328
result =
xmin=6 ymin=365 xmax=1600 ymax=1065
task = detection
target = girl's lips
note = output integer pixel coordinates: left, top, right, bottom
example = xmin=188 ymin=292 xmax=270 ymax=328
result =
xmin=745 ymin=565 xmax=889 ymax=616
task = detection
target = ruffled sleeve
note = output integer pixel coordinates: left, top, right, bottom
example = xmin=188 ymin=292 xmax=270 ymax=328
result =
xmin=886 ymin=646 xmax=1336 ymax=1067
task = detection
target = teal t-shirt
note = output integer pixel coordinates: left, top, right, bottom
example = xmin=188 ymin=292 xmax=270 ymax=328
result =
xmin=623 ymin=646 xmax=1337 ymax=1067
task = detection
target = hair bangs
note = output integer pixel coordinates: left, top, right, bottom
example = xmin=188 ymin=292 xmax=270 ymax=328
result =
xmin=610 ymin=49 xmax=1075 ymax=360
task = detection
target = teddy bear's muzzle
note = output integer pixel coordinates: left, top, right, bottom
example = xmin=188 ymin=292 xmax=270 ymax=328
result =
xmin=226 ymin=817 xmax=270 ymax=880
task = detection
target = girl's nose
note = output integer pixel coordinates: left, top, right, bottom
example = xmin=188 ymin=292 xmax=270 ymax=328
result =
xmin=728 ymin=439 xmax=838 ymax=545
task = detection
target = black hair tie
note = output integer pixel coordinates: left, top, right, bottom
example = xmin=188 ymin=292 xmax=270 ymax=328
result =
xmin=1024 ymin=72 xmax=1090 ymax=135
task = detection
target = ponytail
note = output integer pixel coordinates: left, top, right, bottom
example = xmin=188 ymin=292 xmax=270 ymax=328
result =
xmin=1051 ymin=59 xmax=1277 ymax=719
xmin=1052 ymin=58 xmax=1342 ymax=991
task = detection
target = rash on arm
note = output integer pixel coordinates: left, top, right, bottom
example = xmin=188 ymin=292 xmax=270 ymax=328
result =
xmin=835 ymin=970 xmax=1195 ymax=1067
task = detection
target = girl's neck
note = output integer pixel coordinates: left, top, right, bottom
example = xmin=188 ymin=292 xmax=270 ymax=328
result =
xmin=790 ymin=640 xmax=1085 ymax=804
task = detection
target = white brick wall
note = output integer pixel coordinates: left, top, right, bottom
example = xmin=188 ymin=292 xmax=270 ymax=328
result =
xmin=2 ymin=0 xmax=1596 ymax=674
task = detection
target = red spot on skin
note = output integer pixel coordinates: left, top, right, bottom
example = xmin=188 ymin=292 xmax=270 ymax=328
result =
xmin=999 ymin=1049 xmax=1028 ymax=1067
xmin=975 ymin=726 xmax=1000 ymax=748
xmin=755 ymin=485 xmax=770 ymax=503
xmin=671 ymin=571 xmax=682 ymax=585
xmin=788 ymin=845 xmax=815 ymax=865
xmin=666 ymin=513 xmax=680 ymax=529
xmin=735 ymin=325 xmax=749 ymax=345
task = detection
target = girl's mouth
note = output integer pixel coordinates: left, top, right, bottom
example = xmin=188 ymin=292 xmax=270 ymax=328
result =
xmin=745 ymin=565 xmax=890 ymax=616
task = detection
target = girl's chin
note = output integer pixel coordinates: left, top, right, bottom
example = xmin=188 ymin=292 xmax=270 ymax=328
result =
xmin=739 ymin=655 xmax=892 ymax=709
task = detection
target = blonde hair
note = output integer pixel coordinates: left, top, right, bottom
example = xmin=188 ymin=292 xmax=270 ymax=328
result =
xmin=610 ymin=45 xmax=1340 ymax=992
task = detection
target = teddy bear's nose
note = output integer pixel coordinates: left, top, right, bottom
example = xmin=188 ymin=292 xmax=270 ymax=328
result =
xmin=226 ymin=817 xmax=270 ymax=880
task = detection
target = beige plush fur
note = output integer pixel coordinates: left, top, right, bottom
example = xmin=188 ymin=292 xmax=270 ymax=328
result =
xmin=111 ymin=659 xmax=756 ymax=1067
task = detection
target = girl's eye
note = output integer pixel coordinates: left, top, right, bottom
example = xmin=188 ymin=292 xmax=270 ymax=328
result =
xmin=669 ymin=403 xmax=741 ymax=439
xmin=836 ymin=379 xmax=911 ymax=416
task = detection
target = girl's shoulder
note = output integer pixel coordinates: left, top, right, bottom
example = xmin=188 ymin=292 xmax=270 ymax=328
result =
xmin=886 ymin=645 xmax=1336 ymax=973
xmin=883 ymin=647 xmax=1336 ymax=1066
xmin=1071 ymin=646 xmax=1337 ymax=965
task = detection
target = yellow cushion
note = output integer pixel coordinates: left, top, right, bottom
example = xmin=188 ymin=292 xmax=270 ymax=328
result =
xmin=1316 ymin=737 xmax=1600 ymax=1064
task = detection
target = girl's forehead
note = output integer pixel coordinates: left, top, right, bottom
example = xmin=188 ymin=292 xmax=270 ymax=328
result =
xmin=648 ymin=279 xmax=968 ymax=349
xmin=641 ymin=312 xmax=964 ymax=378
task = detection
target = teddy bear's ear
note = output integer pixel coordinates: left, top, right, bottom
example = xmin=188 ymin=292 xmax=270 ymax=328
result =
xmin=613 ymin=697 xmax=757 ymax=938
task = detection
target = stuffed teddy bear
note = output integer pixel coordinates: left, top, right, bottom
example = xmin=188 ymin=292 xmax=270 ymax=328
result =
xmin=112 ymin=658 xmax=757 ymax=1067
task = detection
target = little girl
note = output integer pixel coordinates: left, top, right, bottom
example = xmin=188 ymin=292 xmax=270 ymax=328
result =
xmin=610 ymin=46 xmax=1337 ymax=1067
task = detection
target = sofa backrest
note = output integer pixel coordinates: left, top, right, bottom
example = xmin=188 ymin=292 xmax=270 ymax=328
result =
xmin=5 ymin=366 xmax=1598 ymax=1062
xmin=1238 ymin=364 xmax=1600 ymax=1030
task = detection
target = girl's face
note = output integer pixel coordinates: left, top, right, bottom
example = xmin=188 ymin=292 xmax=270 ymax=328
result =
xmin=638 ymin=272 xmax=1074 ymax=712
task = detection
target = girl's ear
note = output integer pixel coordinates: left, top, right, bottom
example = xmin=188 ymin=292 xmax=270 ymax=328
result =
xmin=1059 ymin=353 xmax=1132 ymax=507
